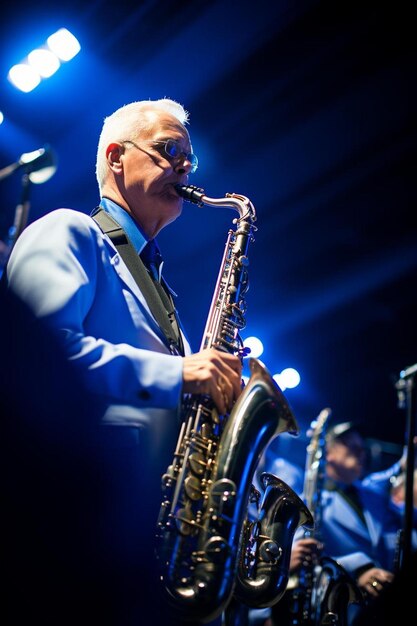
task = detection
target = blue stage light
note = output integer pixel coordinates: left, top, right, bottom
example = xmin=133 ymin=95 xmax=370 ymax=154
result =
xmin=28 ymin=49 xmax=60 ymax=78
xmin=273 ymin=368 xmax=301 ymax=391
xmin=47 ymin=28 xmax=81 ymax=62
xmin=243 ymin=336 xmax=264 ymax=359
xmin=8 ymin=64 xmax=41 ymax=93
xmin=7 ymin=28 xmax=80 ymax=93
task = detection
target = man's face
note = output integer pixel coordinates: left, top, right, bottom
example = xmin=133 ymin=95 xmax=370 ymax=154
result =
xmin=325 ymin=431 xmax=366 ymax=484
xmin=112 ymin=110 xmax=195 ymax=236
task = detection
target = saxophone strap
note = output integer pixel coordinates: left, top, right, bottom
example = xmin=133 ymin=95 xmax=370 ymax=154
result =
xmin=91 ymin=207 xmax=184 ymax=356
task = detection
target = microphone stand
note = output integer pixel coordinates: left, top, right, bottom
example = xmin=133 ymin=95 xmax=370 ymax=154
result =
xmin=0 ymin=173 xmax=32 ymax=276
xmin=0 ymin=145 xmax=57 ymax=272
xmin=395 ymin=362 xmax=417 ymax=573
xmin=8 ymin=173 xmax=32 ymax=253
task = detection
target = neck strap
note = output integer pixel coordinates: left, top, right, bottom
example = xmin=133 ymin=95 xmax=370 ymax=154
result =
xmin=91 ymin=207 xmax=184 ymax=356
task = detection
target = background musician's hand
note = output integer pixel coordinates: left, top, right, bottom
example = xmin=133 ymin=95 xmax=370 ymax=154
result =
xmin=289 ymin=538 xmax=324 ymax=573
xmin=357 ymin=566 xmax=394 ymax=598
xmin=182 ymin=348 xmax=242 ymax=415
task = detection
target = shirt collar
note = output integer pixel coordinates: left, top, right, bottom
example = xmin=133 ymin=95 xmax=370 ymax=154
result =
xmin=325 ymin=479 xmax=361 ymax=492
xmin=99 ymin=197 xmax=164 ymax=280
xmin=99 ymin=197 xmax=147 ymax=255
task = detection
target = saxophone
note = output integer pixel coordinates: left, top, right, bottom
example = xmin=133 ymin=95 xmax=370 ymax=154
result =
xmin=290 ymin=408 xmax=363 ymax=626
xmin=289 ymin=408 xmax=332 ymax=626
xmin=155 ymin=184 xmax=313 ymax=623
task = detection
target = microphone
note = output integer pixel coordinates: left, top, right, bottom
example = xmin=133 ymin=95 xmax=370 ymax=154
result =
xmin=400 ymin=362 xmax=417 ymax=380
xmin=0 ymin=144 xmax=57 ymax=184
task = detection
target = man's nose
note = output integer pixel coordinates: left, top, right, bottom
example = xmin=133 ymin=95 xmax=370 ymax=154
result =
xmin=174 ymin=155 xmax=193 ymax=175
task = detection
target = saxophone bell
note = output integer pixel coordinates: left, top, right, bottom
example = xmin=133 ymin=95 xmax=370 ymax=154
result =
xmin=235 ymin=472 xmax=314 ymax=609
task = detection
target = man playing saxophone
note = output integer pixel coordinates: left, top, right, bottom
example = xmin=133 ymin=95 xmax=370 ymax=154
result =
xmin=3 ymin=98 xmax=242 ymax=626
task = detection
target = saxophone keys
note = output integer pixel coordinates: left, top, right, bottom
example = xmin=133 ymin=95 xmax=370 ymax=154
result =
xmin=175 ymin=507 xmax=197 ymax=536
xmin=201 ymin=422 xmax=213 ymax=439
xmin=184 ymin=474 xmax=203 ymax=501
xmin=259 ymin=539 xmax=282 ymax=564
xmin=189 ymin=451 xmax=206 ymax=476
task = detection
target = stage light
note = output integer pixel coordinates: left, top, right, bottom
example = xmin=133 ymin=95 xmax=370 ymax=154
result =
xmin=47 ymin=28 xmax=81 ymax=61
xmin=243 ymin=336 xmax=264 ymax=359
xmin=7 ymin=28 xmax=80 ymax=93
xmin=8 ymin=64 xmax=41 ymax=93
xmin=28 ymin=48 xmax=60 ymax=78
xmin=273 ymin=367 xmax=301 ymax=391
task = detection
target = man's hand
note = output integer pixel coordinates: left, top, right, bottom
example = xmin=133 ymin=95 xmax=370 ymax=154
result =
xmin=182 ymin=348 xmax=242 ymax=415
xmin=357 ymin=566 xmax=394 ymax=598
xmin=289 ymin=538 xmax=324 ymax=573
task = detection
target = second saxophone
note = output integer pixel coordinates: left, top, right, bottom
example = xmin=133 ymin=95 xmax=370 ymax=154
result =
xmin=289 ymin=408 xmax=363 ymax=626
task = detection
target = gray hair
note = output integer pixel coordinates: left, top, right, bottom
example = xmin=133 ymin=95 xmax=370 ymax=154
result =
xmin=95 ymin=98 xmax=190 ymax=192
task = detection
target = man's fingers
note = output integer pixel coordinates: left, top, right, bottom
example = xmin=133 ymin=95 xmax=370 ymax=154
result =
xmin=182 ymin=348 xmax=242 ymax=412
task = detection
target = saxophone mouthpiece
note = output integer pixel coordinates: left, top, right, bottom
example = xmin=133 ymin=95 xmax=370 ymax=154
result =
xmin=175 ymin=183 xmax=205 ymax=206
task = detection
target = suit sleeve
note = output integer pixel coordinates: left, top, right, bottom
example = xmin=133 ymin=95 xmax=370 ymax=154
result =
xmin=6 ymin=209 xmax=183 ymax=409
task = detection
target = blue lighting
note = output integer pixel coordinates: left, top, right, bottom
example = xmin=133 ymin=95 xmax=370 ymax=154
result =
xmin=8 ymin=64 xmax=41 ymax=93
xmin=47 ymin=29 xmax=81 ymax=62
xmin=243 ymin=336 xmax=264 ymax=359
xmin=7 ymin=28 xmax=81 ymax=93
xmin=28 ymin=49 xmax=60 ymax=78
xmin=273 ymin=368 xmax=301 ymax=391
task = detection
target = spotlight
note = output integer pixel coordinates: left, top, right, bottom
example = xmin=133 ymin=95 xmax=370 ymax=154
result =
xmin=243 ymin=336 xmax=264 ymax=359
xmin=273 ymin=368 xmax=301 ymax=391
xmin=28 ymin=48 xmax=60 ymax=78
xmin=47 ymin=28 xmax=81 ymax=61
xmin=7 ymin=28 xmax=81 ymax=92
xmin=8 ymin=64 xmax=41 ymax=93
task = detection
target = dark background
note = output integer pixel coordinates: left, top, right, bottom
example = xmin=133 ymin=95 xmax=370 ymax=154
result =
xmin=1 ymin=0 xmax=416 ymax=469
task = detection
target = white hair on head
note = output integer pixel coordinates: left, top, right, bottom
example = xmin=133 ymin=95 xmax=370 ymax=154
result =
xmin=95 ymin=97 xmax=190 ymax=191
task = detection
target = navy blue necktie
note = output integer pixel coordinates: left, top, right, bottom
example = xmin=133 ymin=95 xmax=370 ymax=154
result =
xmin=140 ymin=240 xmax=162 ymax=282
xmin=340 ymin=484 xmax=366 ymax=524
xmin=140 ymin=240 xmax=184 ymax=355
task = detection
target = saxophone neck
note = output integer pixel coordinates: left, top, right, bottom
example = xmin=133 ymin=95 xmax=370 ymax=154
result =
xmin=175 ymin=183 xmax=257 ymax=224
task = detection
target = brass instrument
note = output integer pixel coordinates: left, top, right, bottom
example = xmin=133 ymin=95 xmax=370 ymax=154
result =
xmin=290 ymin=408 xmax=363 ymax=626
xmin=234 ymin=472 xmax=313 ymax=609
xmin=289 ymin=408 xmax=332 ymax=625
xmin=155 ymin=184 xmax=312 ymax=623
xmin=310 ymin=557 xmax=363 ymax=626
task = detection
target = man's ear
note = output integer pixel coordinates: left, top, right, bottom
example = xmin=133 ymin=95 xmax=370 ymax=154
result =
xmin=106 ymin=142 xmax=124 ymax=174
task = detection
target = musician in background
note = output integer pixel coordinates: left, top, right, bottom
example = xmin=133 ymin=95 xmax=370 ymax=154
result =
xmin=362 ymin=436 xmax=417 ymax=506
xmin=389 ymin=466 xmax=417 ymax=510
xmin=254 ymin=421 xmax=408 ymax=626
xmin=3 ymin=98 xmax=243 ymax=625
xmin=348 ymin=436 xmax=417 ymax=626
xmin=317 ymin=423 xmax=397 ymax=586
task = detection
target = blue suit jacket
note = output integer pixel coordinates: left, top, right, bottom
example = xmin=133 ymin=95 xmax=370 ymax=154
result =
xmin=317 ymin=482 xmax=403 ymax=573
xmin=6 ymin=208 xmax=192 ymax=458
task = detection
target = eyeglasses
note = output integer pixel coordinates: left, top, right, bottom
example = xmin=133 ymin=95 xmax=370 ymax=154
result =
xmin=122 ymin=138 xmax=198 ymax=174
